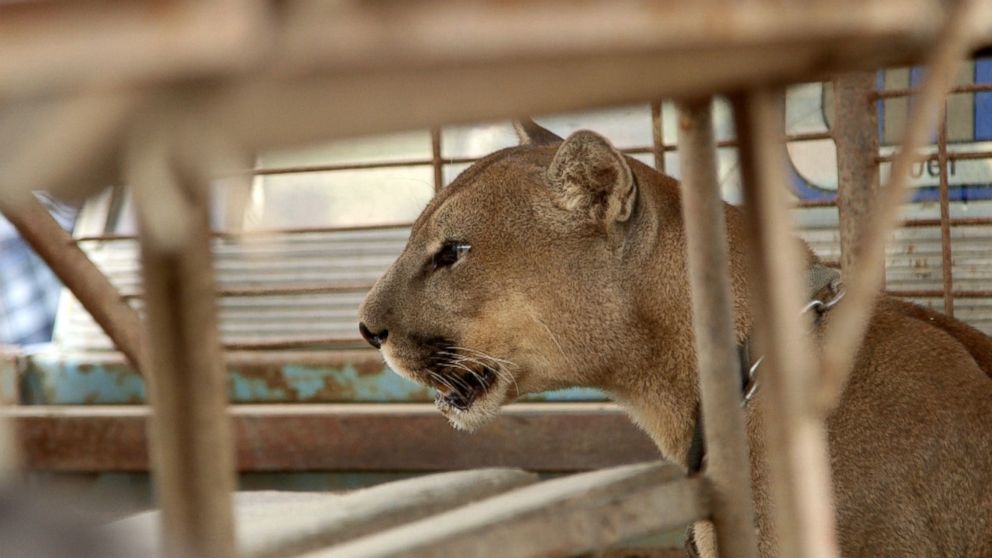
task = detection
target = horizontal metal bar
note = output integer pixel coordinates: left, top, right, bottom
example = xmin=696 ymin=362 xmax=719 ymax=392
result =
xmin=254 ymin=159 xmax=435 ymax=176
xmin=74 ymin=210 xmax=992 ymax=258
xmin=902 ymin=216 xmax=992 ymax=227
xmin=221 ymin=336 xmax=368 ymax=351
xmin=250 ymin=131 xmax=833 ymax=176
xmin=121 ymin=283 xmax=373 ymax=301
xmin=886 ymin=289 xmax=992 ymax=299
xmin=74 ymin=222 xmax=413 ymax=243
xmin=875 ymin=148 xmax=992 ymax=163
xmin=872 ymin=82 xmax=992 ymax=99
xmin=6 ymin=403 xmax=658 ymax=472
xmin=796 ymin=198 xmax=838 ymax=208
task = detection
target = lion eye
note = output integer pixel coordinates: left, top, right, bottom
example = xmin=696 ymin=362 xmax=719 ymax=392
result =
xmin=433 ymin=241 xmax=470 ymax=269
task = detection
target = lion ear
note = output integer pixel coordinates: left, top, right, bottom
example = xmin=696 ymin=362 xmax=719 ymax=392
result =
xmin=547 ymin=131 xmax=636 ymax=224
xmin=513 ymin=118 xmax=563 ymax=145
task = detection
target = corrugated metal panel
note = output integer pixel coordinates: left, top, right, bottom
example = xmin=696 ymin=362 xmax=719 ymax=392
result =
xmin=53 ymin=228 xmax=410 ymax=352
xmin=800 ymin=222 xmax=992 ymax=333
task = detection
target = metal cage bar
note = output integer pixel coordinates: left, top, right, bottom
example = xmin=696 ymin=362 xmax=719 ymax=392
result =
xmin=128 ymin=113 xmax=237 ymax=558
xmin=677 ymin=98 xmax=759 ymax=558
xmin=735 ymin=87 xmax=840 ymax=558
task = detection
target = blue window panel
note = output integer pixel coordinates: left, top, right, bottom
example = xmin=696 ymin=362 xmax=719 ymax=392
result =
xmin=977 ymin=58 xmax=992 ymax=141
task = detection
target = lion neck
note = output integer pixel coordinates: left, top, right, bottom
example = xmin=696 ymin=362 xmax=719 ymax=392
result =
xmin=599 ymin=167 xmax=754 ymax=467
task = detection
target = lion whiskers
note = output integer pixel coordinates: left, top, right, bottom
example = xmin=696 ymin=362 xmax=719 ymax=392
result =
xmin=444 ymin=346 xmax=521 ymax=398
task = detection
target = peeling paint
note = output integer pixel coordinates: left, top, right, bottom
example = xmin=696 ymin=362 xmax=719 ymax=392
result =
xmin=20 ymin=346 xmax=608 ymax=404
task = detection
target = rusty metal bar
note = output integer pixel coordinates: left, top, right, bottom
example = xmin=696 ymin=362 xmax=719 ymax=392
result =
xmin=128 ymin=118 xmax=237 ymax=558
xmin=0 ymin=193 xmax=146 ymax=372
xmin=902 ymin=216 xmax=992 ymax=227
xmin=7 ymin=403 xmax=657 ymax=473
xmin=833 ymin=72 xmax=882 ymax=279
xmin=121 ymin=282 xmax=373 ymax=301
xmin=75 ymin=222 xmax=414 ymax=243
xmin=430 ymin=127 xmax=445 ymax=192
xmin=937 ymin=103 xmax=955 ymax=316
xmin=795 ymin=199 xmax=840 ymax=208
xmin=0 ymin=349 xmax=16 ymax=479
xmin=820 ymin=0 xmax=979 ymax=412
xmin=887 ymin=289 xmax=992 ymax=298
xmin=651 ymin=101 xmax=666 ymax=172
xmin=875 ymin=148 xmax=992 ymax=163
xmin=872 ymin=81 xmax=992 ymax=98
xmin=734 ymin=87 xmax=840 ymax=558
xmin=254 ymin=158 xmax=435 ymax=176
xmin=658 ymin=131 xmax=832 ymax=154
xmin=222 ymin=336 xmax=367 ymax=351
xmin=677 ymin=98 xmax=759 ymax=558
xmin=248 ymin=131 xmax=834 ymax=177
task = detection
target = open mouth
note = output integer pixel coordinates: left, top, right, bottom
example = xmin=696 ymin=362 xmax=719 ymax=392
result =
xmin=431 ymin=367 xmax=497 ymax=412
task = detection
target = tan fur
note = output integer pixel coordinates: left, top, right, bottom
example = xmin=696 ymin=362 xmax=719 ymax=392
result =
xmin=359 ymin=129 xmax=992 ymax=557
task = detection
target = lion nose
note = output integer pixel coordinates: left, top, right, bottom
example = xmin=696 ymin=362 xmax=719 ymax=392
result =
xmin=359 ymin=322 xmax=388 ymax=349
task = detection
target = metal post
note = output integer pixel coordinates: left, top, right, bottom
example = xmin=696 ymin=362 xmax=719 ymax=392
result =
xmin=430 ymin=128 xmax=444 ymax=192
xmin=832 ymin=72 xmax=881 ymax=280
xmin=651 ymin=101 xmax=666 ymax=173
xmin=937 ymin=103 xmax=954 ymax=316
xmin=677 ymin=98 xmax=759 ymax=558
xmin=0 ymin=351 xmax=16 ymax=480
xmin=734 ymin=88 xmax=840 ymax=558
xmin=128 ymin=115 xmax=237 ymax=558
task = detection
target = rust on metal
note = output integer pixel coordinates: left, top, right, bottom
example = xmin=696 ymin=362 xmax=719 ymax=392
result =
xmin=902 ymin=216 xmax=992 ymax=227
xmin=120 ymin=282 xmax=373 ymax=300
xmin=7 ymin=404 xmax=658 ymax=473
xmin=937 ymin=102 xmax=955 ymax=316
xmin=871 ymin=81 xmax=992 ymax=98
xmin=833 ymin=72 xmax=882 ymax=279
xmin=875 ymin=148 xmax=992 ymax=163
xmin=430 ymin=127 xmax=444 ymax=192
xmin=74 ymin=221 xmax=414 ymax=243
xmin=650 ymin=101 xmax=666 ymax=172
xmin=254 ymin=158 xmax=435 ymax=176
xmin=886 ymin=289 xmax=992 ymax=298
xmin=222 ymin=335 xmax=368 ymax=351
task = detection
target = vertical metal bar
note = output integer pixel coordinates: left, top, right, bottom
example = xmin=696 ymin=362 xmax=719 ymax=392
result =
xmin=0 ymin=351 xmax=17 ymax=481
xmin=128 ymin=119 xmax=237 ymax=558
xmin=0 ymin=193 xmax=146 ymax=372
xmin=733 ymin=88 xmax=840 ymax=558
xmin=677 ymin=98 xmax=759 ymax=558
xmin=651 ymin=101 xmax=666 ymax=172
xmin=937 ymin=102 xmax=954 ymax=317
xmin=833 ymin=72 xmax=881 ymax=281
xmin=430 ymin=127 xmax=444 ymax=192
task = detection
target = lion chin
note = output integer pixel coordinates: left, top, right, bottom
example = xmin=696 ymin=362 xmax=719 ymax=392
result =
xmin=435 ymin=387 xmax=507 ymax=432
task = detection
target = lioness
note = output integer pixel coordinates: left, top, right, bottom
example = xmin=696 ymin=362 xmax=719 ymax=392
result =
xmin=358 ymin=122 xmax=992 ymax=557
